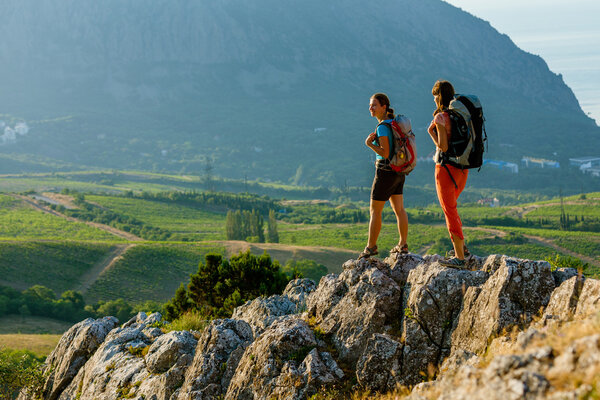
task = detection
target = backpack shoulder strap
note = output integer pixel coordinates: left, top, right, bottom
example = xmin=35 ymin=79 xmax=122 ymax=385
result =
xmin=376 ymin=121 xmax=394 ymax=161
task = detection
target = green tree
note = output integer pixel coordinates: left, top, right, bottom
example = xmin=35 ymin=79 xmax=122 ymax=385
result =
xmin=169 ymin=251 xmax=290 ymax=319
xmin=164 ymin=283 xmax=191 ymax=322
xmin=267 ymin=209 xmax=279 ymax=243
xmin=95 ymin=299 xmax=133 ymax=323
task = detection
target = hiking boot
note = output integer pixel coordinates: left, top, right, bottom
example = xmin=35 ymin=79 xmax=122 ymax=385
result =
xmin=447 ymin=246 xmax=471 ymax=258
xmin=439 ymin=257 xmax=467 ymax=269
xmin=390 ymin=243 xmax=409 ymax=255
xmin=359 ymin=245 xmax=378 ymax=259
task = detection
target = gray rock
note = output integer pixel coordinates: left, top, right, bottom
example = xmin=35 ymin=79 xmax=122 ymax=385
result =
xmin=283 ymin=278 xmax=317 ymax=308
xmin=552 ymin=267 xmax=580 ymax=287
xmin=138 ymin=353 xmax=194 ymax=400
xmin=306 ymin=257 xmax=403 ymax=364
xmin=123 ymin=311 xmax=148 ymax=328
xmin=574 ymin=278 xmax=600 ymax=318
xmin=356 ymin=334 xmax=403 ymax=391
xmin=401 ymin=261 xmax=488 ymax=385
xmin=232 ymin=294 xmax=298 ymax=337
xmin=548 ymin=334 xmax=600 ymax=378
xmin=543 ymin=275 xmax=585 ymax=321
xmin=57 ymin=324 xmax=153 ymax=400
xmin=177 ymin=319 xmax=253 ymax=399
xmin=439 ymin=348 xmax=479 ymax=374
xmin=385 ymin=252 xmax=424 ymax=285
xmin=225 ymin=317 xmax=342 ymax=400
xmin=36 ymin=316 xmax=118 ymax=400
xmin=146 ymin=331 xmax=197 ymax=374
xmin=306 ymin=273 xmax=347 ymax=322
xmin=451 ymin=256 xmax=555 ymax=355
xmin=409 ymin=347 xmax=554 ymax=400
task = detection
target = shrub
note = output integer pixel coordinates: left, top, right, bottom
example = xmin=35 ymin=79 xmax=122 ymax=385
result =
xmin=164 ymin=309 xmax=209 ymax=332
xmin=0 ymin=349 xmax=45 ymax=399
xmin=545 ymin=254 xmax=589 ymax=272
xmin=166 ymin=251 xmax=290 ymax=320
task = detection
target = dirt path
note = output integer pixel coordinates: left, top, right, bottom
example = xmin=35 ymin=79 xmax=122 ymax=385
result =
xmin=522 ymin=234 xmax=600 ymax=268
xmin=75 ymin=244 xmax=136 ymax=293
xmin=469 ymin=225 xmax=599 ymax=267
xmin=465 ymin=226 xmax=508 ymax=237
xmin=13 ymin=194 xmax=144 ymax=241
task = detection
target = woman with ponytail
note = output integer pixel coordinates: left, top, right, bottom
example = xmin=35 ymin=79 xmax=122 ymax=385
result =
xmin=427 ymin=80 xmax=469 ymax=268
xmin=359 ymin=93 xmax=409 ymax=259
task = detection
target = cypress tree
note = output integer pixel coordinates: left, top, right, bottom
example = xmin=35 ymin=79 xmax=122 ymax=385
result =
xmin=267 ymin=209 xmax=279 ymax=243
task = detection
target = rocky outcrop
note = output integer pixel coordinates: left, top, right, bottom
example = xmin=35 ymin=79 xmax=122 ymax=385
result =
xmin=225 ymin=317 xmax=343 ymax=400
xmin=451 ymin=257 xmax=555 ymax=355
xmin=28 ymin=316 xmax=118 ymax=400
xmin=176 ymin=319 xmax=252 ymax=399
xmin=306 ymin=257 xmax=405 ymax=364
xmin=231 ymin=278 xmax=315 ymax=337
xmin=26 ymin=254 xmax=600 ymax=400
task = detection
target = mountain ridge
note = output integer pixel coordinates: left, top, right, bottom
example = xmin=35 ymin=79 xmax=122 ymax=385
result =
xmin=0 ymin=0 xmax=598 ymax=188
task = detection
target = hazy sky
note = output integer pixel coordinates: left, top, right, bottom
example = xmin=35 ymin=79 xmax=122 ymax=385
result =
xmin=443 ymin=0 xmax=600 ymax=124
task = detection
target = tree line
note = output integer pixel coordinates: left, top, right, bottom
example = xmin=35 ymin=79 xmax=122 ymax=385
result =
xmin=225 ymin=209 xmax=279 ymax=243
xmin=0 ymin=285 xmax=161 ymax=324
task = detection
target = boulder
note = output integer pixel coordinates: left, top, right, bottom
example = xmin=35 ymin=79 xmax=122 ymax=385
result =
xmin=282 ymin=278 xmax=317 ymax=307
xmin=225 ymin=317 xmax=343 ymax=400
xmin=552 ymin=267 xmax=580 ymax=287
xmin=306 ymin=257 xmax=403 ymax=364
xmin=33 ymin=316 xmax=118 ymax=400
xmin=145 ymin=331 xmax=197 ymax=374
xmin=356 ymin=334 xmax=403 ymax=391
xmin=232 ymin=295 xmax=298 ymax=337
xmin=451 ymin=256 xmax=555 ymax=354
xmin=401 ymin=261 xmax=488 ymax=385
xmin=385 ymin=252 xmax=424 ymax=284
xmin=409 ymin=346 xmax=554 ymax=400
xmin=57 ymin=324 xmax=153 ymax=400
xmin=574 ymin=278 xmax=600 ymax=318
xmin=543 ymin=275 xmax=585 ymax=322
xmin=176 ymin=319 xmax=253 ymax=400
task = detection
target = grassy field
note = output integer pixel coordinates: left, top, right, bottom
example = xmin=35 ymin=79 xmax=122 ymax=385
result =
xmin=0 ymin=334 xmax=62 ymax=357
xmin=0 ymin=194 xmax=123 ymax=241
xmin=0 ymin=241 xmax=116 ymax=293
xmin=85 ymin=194 xmax=226 ymax=241
xmin=1 ymin=176 xmax=600 ymax=313
xmin=0 ymin=315 xmax=73 ymax=335
xmin=84 ymin=243 xmax=226 ymax=303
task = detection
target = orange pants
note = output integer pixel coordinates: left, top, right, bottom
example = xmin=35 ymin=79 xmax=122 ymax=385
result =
xmin=435 ymin=164 xmax=468 ymax=240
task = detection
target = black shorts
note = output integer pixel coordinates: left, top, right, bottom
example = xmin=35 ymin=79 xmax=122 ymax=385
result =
xmin=371 ymin=167 xmax=405 ymax=201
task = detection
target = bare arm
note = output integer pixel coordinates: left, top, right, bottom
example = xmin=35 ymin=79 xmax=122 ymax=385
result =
xmin=365 ymin=132 xmax=390 ymax=159
xmin=427 ymin=120 xmax=448 ymax=152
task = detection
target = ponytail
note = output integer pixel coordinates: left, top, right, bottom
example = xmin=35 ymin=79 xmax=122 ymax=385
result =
xmin=387 ymin=107 xmax=395 ymax=120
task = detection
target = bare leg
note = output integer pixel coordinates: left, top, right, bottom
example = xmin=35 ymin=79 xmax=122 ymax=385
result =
xmin=389 ymin=194 xmax=408 ymax=246
xmin=451 ymin=235 xmax=465 ymax=259
xmin=367 ymin=199 xmax=386 ymax=248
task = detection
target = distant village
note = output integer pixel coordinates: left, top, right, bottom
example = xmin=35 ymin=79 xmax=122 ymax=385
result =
xmin=415 ymin=150 xmax=600 ymax=208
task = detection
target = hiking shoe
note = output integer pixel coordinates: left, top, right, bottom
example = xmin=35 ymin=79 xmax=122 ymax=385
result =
xmin=390 ymin=244 xmax=409 ymax=255
xmin=359 ymin=245 xmax=378 ymax=259
xmin=447 ymin=246 xmax=471 ymax=258
xmin=439 ymin=257 xmax=466 ymax=269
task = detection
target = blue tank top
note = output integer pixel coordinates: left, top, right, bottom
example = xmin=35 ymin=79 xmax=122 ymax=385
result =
xmin=373 ymin=119 xmax=393 ymax=160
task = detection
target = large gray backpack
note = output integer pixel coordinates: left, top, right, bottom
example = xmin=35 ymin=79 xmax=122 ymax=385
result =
xmin=438 ymin=94 xmax=486 ymax=170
